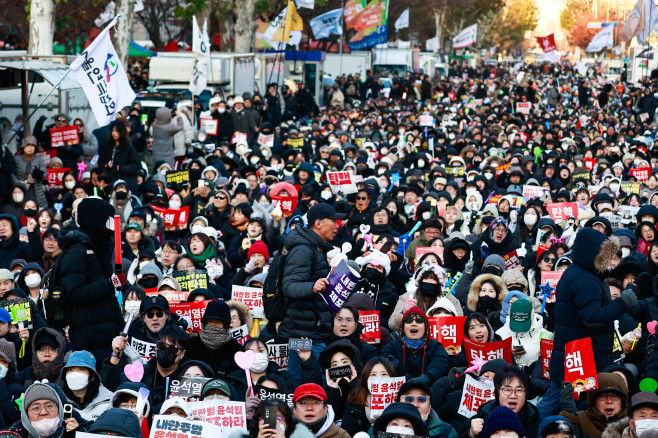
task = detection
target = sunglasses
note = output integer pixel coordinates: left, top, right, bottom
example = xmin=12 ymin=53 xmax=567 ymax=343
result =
xmin=156 ymin=341 xmax=182 ymax=354
xmin=356 ymin=197 xmax=368 ymax=201
xmin=404 ymin=316 xmax=425 ymax=324
xmin=215 ymin=195 xmax=227 ymax=200
xmin=75 ymin=123 xmax=84 ymax=127
xmin=146 ymin=311 xmax=165 ymax=319
xmin=401 ymin=395 xmax=428 ymax=403
xmin=542 ymin=257 xmax=556 ymax=264
xmin=56 ymin=117 xmax=67 ymax=122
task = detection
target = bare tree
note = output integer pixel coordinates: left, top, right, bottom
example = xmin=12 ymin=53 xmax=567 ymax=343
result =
xmin=29 ymin=0 xmax=55 ymax=55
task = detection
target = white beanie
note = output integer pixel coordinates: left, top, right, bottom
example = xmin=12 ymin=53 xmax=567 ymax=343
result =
xmin=356 ymin=250 xmax=391 ymax=276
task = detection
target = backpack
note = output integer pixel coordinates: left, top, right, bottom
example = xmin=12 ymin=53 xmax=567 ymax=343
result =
xmin=262 ymin=249 xmax=288 ymax=321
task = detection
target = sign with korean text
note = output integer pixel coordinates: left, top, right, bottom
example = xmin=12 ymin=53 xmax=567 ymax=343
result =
xmin=151 ymin=205 xmax=189 ymax=232
xmin=231 ymin=285 xmax=264 ymax=318
xmin=546 ymin=202 xmax=578 ymax=222
xmin=427 ymin=316 xmax=466 ymax=355
xmin=166 ymin=170 xmax=190 ymax=186
xmin=620 ymin=183 xmax=641 ymax=195
xmin=523 ymin=185 xmax=548 ymax=199
xmin=516 ymin=102 xmax=532 ymax=114
xmin=173 ymin=270 xmax=208 ymax=292
xmin=199 ymin=118 xmax=218 ymax=135
xmin=37 ymin=150 xmax=57 ymax=166
xmin=255 ymin=385 xmax=293 ymax=407
xmin=267 ymin=343 xmax=288 ymax=370
xmin=146 ymin=289 xmax=190 ymax=303
xmin=326 ymin=171 xmax=357 ymax=194
xmin=368 ymin=377 xmax=406 ymax=420
xmin=129 ymin=337 xmax=156 ymax=360
xmin=502 ymin=250 xmax=520 ymax=271
xmin=419 ymin=114 xmax=434 ymax=126
xmin=585 ymin=158 xmax=597 ymax=171
xmin=457 ymin=375 xmax=496 ymax=418
xmin=463 ymin=337 xmax=513 ymax=365
xmin=446 ymin=166 xmax=465 ymax=177
xmin=231 ymin=132 xmax=247 ymax=144
xmin=230 ymin=324 xmax=249 ymax=346
xmin=257 ymin=133 xmax=274 ymax=147
xmin=169 ymin=300 xmax=212 ymax=334
xmin=46 ymin=167 xmax=71 ymax=189
xmin=414 ymin=247 xmax=444 ymax=264
xmin=540 ymin=271 xmax=563 ymax=303
xmin=50 ymin=126 xmax=79 ymax=147
xmin=270 ymin=194 xmax=298 ymax=217
xmin=359 ymin=310 xmax=381 ymax=344
xmin=630 ymin=167 xmax=651 ymax=182
xmin=495 ymin=162 xmax=510 ymax=177
xmin=323 ymin=260 xmax=360 ymax=312
xmin=150 ymin=414 xmax=224 ymax=438
xmin=564 ymin=337 xmax=598 ymax=394
xmin=168 ymin=376 xmax=211 ymax=400
xmin=0 ymin=299 xmax=32 ymax=328
xmin=287 ymin=137 xmax=304 ymax=148
xmin=541 ymin=339 xmax=553 ymax=379
xmin=187 ymin=402 xmax=246 ymax=437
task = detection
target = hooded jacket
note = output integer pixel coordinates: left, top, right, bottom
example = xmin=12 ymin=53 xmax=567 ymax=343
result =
xmin=381 ymin=307 xmax=451 ymax=386
xmin=108 ymin=381 xmax=152 ymax=418
xmin=468 ymin=397 xmax=541 ymax=438
xmin=152 ymin=107 xmax=183 ymax=168
xmin=496 ymin=311 xmax=546 ymax=367
xmin=16 ymin=328 xmax=67 ymax=390
xmin=466 ymin=274 xmax=508 ymax=314
xmin=11 ymin=382 xmax=70 ymax=438
xmin=470 ymin=222 xmax=519 ymax=265
xmin=0 ymin=213 xmax=33 ymax=270
xmin=550 ymin=229 xmax=629 ymax=382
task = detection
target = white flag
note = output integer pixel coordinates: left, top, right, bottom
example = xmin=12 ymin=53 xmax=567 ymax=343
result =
xmin=295 ymin=0 xmax=315 ymax=8
xmin=190 ymin=16 xmax=211 ymax=95
xmin=310 ymin=8 xmax=343 ymax=39
xmin=426 ymin=36 xmax=440 ymax=51
xmin=395 ymin=8 xmax=409 ymax=31
xmin=586 ymin=24 xmax=614 ymax=52
xmin=70 ymin=17 xmax=135 ymax=127
xmin=452 ymin=24 xmax=477 ymax=49
xmin=639 ymin=0 xmax=658 ymax=44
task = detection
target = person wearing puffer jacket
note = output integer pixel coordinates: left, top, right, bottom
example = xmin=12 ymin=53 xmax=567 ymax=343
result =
xmin=172 ymin=102 xmax=194 ymax=163
xmin=151 ymin=107 xmax=183 ymax=168
xmin=60 ymin=351 xmax=112 ymax=421
xmin=495 ymin=299 xmax=551 ymax=368
xmin=465 ymin=273 xmax=508 ymax=318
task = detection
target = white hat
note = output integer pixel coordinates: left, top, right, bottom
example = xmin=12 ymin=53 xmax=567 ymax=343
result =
xmin=209 ymin=97 xmax=222 ymax=106
xmin=233 ymin=96 xmax=244 ymax=105
xmin=159 ymin=397 xmax=192 ymax=417
xmin=356 ymin=250 xmax=391 ymax=276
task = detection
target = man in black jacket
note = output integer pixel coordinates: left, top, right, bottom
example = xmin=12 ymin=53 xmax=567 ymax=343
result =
xmin=280 ymin=203 xmax=345 ymax=375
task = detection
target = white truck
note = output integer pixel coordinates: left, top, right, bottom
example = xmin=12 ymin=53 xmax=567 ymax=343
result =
xmin=372 ymin=47 xmax=414 ymax=76
xmin=324 ymin=51 xmax=371 ymax=78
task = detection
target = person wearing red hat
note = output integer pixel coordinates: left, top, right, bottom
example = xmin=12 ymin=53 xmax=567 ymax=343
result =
xmin=232 ymin=240 xmax=269 ymax=286
xmin=292 ymin=383 xmax=350 ymax=438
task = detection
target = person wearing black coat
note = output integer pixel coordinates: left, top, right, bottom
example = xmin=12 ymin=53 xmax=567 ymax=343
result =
xmin=470 ymin=217 xmax=519 ymax=267
xmin=0 ymin=144 xmax=16 ymax=205
xmin=327 ymin=304 xmax=377 ymax=362
xmin=0 ymin=213 xmax=38 ymax=270
xmin=98 ymin=122 xmax=142 ymax=193
xmin=57 ymin=198 xmax=125 ymax=363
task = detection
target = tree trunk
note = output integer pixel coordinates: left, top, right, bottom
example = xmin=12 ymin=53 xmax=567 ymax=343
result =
xmin=28 ymin=0 xmax=54 ymax=55
xmin=112 ymin=0 xmax=135 ymax=69
xmin=434 ymin=9 xmax=444 ymax=52
xmin=234 ymin=0 xmax=255 ymax=53
xmin=219 ymin=16 xmax=233 ymax=51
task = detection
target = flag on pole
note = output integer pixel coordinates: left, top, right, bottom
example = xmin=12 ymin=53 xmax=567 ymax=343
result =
xmin=620 ymin=0 xmax=658 ymax=44
xmin=452 ymin=24 xmax=477 ymax=49
xmin=264 ymin=0 xmax=304 ymax=43
xmin=189 ymin=16 xmax=210 ymax=95
xmin=295 ymin=0 xmax=315 ymax=8
xmin=536 ymin=34 xmax=556 ymax=52
xmin=586 ymin=24 xmax=614 ymax=52
xmin=70 ymin=16 xmax=135 ymax=127
xmin=344 ymin=0 xmax=366 ymax=31
xmin=394 ymin=8 xmax=409 ymax=31
xmin=310 ymin=8 xmax=343 ymax=39
xmin=426 ymin=36 xmax=440 ymax=51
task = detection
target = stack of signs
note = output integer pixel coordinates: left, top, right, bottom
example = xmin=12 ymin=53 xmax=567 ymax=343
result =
xmin=47 ymin=168 xmax=71 ymax=189
xmin=427 ymin=316 xmax=466 ymax=355
xmin=150 ymin=416 xmax=223 ymax=438
xmin=457 ymin=375 xmax=496 ymax=418
xmin=267 ymin=344 xmax=289 ymax=370
xmin=166 ymin=170 xmax=190 ymax=186
xmin=326 ymin=171 xmax=357 ymax=194
xmin=199 ymin=118 xmax=219 ymax=135
xmin=230 ymin=324 xmax=249 ymax=346
xmin=564 ymin=337 xmax=598 ymax=394
xmin=174 ymin=270 xmax=208 ymax=292
xmin=270 ymin=195 xmax=298 ymax=217
xmin=358 ymin=311 xmax=381 ymax=344
xmin=170 ymin=300 xmax=212 ymax=334
xmin=231 ymin=285 xmax=263 ymax=318
xmin=546 ymin=202 xmax=578 ymax=222
xmin=463 ymin=338 xmax=513 ymax=364
xmin=50 ymin=126 xmax=79 ymax=147
xmin=522 ymin=185 xmax=548 ymax=200
xmin=151 ymin=205 xmax=189 ymax=232
xmin=502 ymin=251 xmax=521 ymax=270
xmin=168 ymin=376 xmax=211 ymax=401
xmin=368 ymin=377 xmax=406 ymax=419
xmin=541 ymin=339 xmax=553 ymax=379
xmin=540 ymin=271 xmax=563 ymax=303
xmin=323 ymin=261 xmax=360 ymax=312
xmin=129 ymin=337 xmax=156 ymax=361
xmin=1 ymin=299 xmax=33 ymax=329
xmin=255 ymin=384 xmax=293 ymax=407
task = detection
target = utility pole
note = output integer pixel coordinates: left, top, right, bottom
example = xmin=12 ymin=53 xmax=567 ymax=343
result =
xmin=339 ymin=0 xmax=345 ymax=74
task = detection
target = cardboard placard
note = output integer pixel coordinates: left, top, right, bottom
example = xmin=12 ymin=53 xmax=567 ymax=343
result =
xmin=619 ymin=206 xmax=639 ymax=224
xmin=427 ymin=316 xmax=466 ymax=355
xmin=231 ymin=285 xmax=264 ymax=318
xmin=328 ymin=365 xmax=352 ymax=380
xmin=630 ymin=167 xmax=651 ymax=182
xmin=419 ymin=114 xmax=434 ymax=126
xmin=414 ymin=247 xmax=444 ymax=263
xmin=541 ymin=338 xmax=553 ymax=379
xmin=151 ymin=205 xmax=189 ymax=232
xmin=173 ymin=270 xmax=208 ymax=292
xmin=323 ymin=260 xmax=360 ymax=312
xmin=495 ymin=163 xmax=511 ymax=177
xmin=463 ymin=337 xmax=513 ymax=365
xmin=620 ymin=183 xmax=641 ymax=195
xmin=169 ymin=300 xmax=212 ymax=334
xmin=288 ymin=338 xmax=313 ymax=351
xmin=257 ymin=133 xmax=274 ymax=147
xmin=46 ymin=167 xmax=71 ymax=189
xmin=50 ymin=125 xmax=79 ymax=147
xmin=359 ymin=310 xmax=381 ymax=344
xmin=200 ymin=118 xmax=218 ymax=135
xmin=166 ymin=170 xmax=190 ymax=185
xmin=368 ymin=377 xmax=407 ymax=420
xmin=1 ymin=299 xmax=33 ymax=328
xmin=255 ymin=384 xmax=293 ymax=407
xmin=231 ymin=132 xmax=247 ymax=144
xmin=584 ymin=158 xmax=597 ymax=171
xmin=457 ymin=375 xmax=496 ymax=418
xmin=523 ymin=185 xmax=548 ymax=199
xmin=564 ymin=337 xmax=598 ymax=394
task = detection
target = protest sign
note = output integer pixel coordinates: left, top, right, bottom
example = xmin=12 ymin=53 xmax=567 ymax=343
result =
xmin=630 ymin=167 xmax=651 ymax=182
xmin=457 ymin=375 xmax=496 ymax=418
xmin=289 ymin=338 xmax=313 ymax=351
xmin=37 ymin=150 xmax=57 ymax=166
xmin=287 ymin=137 xmax=304 ymax=148
xmin=368 ymin=377 xmax=406 ymax=419
xmin=50 ymin=126 xmax=79 ymax=147
xmin=46 ymin=168 xmax=70 ymax=189
xmin=620 ymin=183 xmax=641 ymax=195
xmin=495 ymin=162 xmax=511 ymax=177
xmin=619 ymin=206 xmax=639 ymax=225
xmin=414 ymin=247 xmax=444 ymax=264
xmin=571 ymin=171 xmax=592 ymax=182
xmin=257 ymin=133 xmax=274 ymax=147
xmin=540 ymin=271 xmax=563 ymax=303
xmin=463 ymin=338 xmax=513 ymax=365
xmin=230 ymin=324 xmax=249 ymax=346
xmin=231 ymin=285 xmax=264 ymax=318
xmin=584 ymin=158 xmax=597 ymax=170
xmin=419 ymin=114 xmax=434 ymax=126
xmin=169 ymin=300 xmax=212 ymax=334
xmin=523 ymin=185 xmax=548 ymax=199
xmin=326 ymin=171 xmax=357 ymax=194
xmin=564 ymin=337 xmax=598 ymax=394
xmin=446 ymin=166 xmax=465 ymax=177
xmin=187 ymin=401 xmax=246 ymax=436
xmin=267 ymin=344 xmax=289 ymax=370
xmin=516 ymin=102 xmax=531 ymax=114
xmin=0 ymin=299 xmax=32 ymax=328
xmin=199 ymin=118 xmax=218 ymax=135
xmin=323 ymin=260 xmax=360 ymax=312
xmin=151 ymin=205 xmax=189 ymax=232
xmin=270 ymin=194 xmax=298 ymax=217
xmin=546 ymin=202 xmax=578 ymax=222
xmin=129 ymin=337 xmax=156 ymax=360
xmin=541 ymin=339 xmax=553 ymax=379
xmin=231 ymin=132 xmax=247 ymax=144
xmin=255 ymin=385 xmax=293 ymax=407
xmin=169 ymin=376 xmax=211 ymax=400
xmin=359 ymin=311 xmax=381 ymax=344
xmin=502 ymin=251 xmax=521 ymax=270
xmin=146 ymin=290 xmax=190 ymax=303
xmin=166 ymin=170 xmax=190 ymax=186
xmin=151 ymin=414 xmax=226 ymax=438
xmin=173 ymin=270 xmax=208 ymax=292
xmin=427 ymin=316 xmax=466 ymax=355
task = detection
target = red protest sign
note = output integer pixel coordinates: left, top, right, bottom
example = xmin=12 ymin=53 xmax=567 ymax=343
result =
xmin=540 ymin=271 xmax=563 ymax=303
xmin=146 ymin=289 xmax=190 ymax=303
xmin=541 ymin=339 xmax=553 ymax=379
xmin=448 ymin=92 xmax=456 ymax=101
xmin=270 ymin=194 xmax=298 ymax=217
xmin=414 ymin=247 xmax=444 ymax=263
xmin=463 ymin=337 xmax=513 ymax=365
xmin=502 ymin=250 xmax=520 ymax=271
xmin=546 ymin=202 xmax=578 ymax=222
xmin=516 ymin=102 xmax=532 ymax=114
xmin=169 ymin=300 xmax=212 ymax=334
xmin=495 ymin=163 xmax=510 ymax=177
xmin=151 ymin=204 xmax=189 ymax=231
xmin=564 ymin=337 xmax=598 ymax=394
xmin=50 ymin=126 xmax=79 ymax=147
xmin=231 ymin=131 xmax=247 ymax=144
xmin=427 ymin=316 xmax=466 ymax=355
xmin=199 ymin=118 xmax=218 ymax=135
xmin=536 ymin=245 xmax=550 ymax=261
xmin=359 ymin=310 xmax=381 ymax=344
xmin=46 ymin=167 xmax=70 ymax=189
xmin=585 ymin=158 xmax=597 ymax=171
xmin=630 ymin=167 xmax=651 ymax=182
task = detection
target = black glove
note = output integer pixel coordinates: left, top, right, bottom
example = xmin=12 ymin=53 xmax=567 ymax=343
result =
xmin=31 ymin=168 xmax=44 ymax=182
xmin=559 ymin=382 xmax=577 ymax=414
xmin=38 ymin=115 xmax=47 ymax=122
xmin=621 ymin=288 xmax=638 ymax=310
xmin=447 ymin=367 xmax=467 ymax=391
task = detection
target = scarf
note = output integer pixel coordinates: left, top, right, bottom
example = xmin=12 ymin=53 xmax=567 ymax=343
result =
xmin=403 ymin=335 xmax=426 ymax=350
xmin=200 ymin=325 xmax=230 ymax=349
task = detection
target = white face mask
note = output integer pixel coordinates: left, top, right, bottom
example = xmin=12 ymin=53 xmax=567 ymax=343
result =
xmin=13 ymin=193 xmax=24 ymax=203
xmin=610 ymin=183 xmax=620 ymax=193
xmin=417 ymin=160 xmax=425 ymax=168
xmin=621 ymin=248 xmax=631 ymax=258
xmin=484 ymin=172 xmax=494 ymax=179
xmin=250 ymin=353 xmax=269 ymax=373
xmin=381 ymin=148 xmax=389 ymax=155
xmin=64 ymin=181 xmax=76 ymax=190
xmin=227 ymin=100 xmax=234 ymax=107
xmin=191 ymin=225 xmax=204 ymax=234
xmin=467 ymin=175 xmax=475 ymax=182
xmin=0 ymin=364 xmax=8 ymax=379
xmin=524 ymin=214 xmax=537 ymax=226
xmin=218 ymin=107 xmax=226 ymax=114
xmin=66 ymin=371 xmax=90 ymax=391
xmin=635 ymin=419 xmax=658 ymax=435
xmin=31 ymin=417 xmax=60 ymax=437
xmin=386 ymin=426 xmax=415 ymax=436
xmin=25 ymin=273 xmax=41 ymax=288
xmin=169 ymin=200 xmax=181 ymax=209
xmin=124 ymin=300 xmax=141 ymax=315
xmin=250 ymin=157 xmax=260 ymax=165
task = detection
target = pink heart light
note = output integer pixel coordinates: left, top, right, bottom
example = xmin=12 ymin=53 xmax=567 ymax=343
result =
xmin=648 ymin=321 xmax=657 ymax=335
xmin=234 ymin=350 xmax=256 ymax=370
xmin=124 ymin=361 xmax=144 ymax=382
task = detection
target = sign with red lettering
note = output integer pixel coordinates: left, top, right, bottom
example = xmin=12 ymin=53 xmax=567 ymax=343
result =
xmin=37 ymin=150 xmax=57 ymax=166
xmin=540 ymin=271 xmax=563 ymax=303
xmin=231 ymin=285 xmax=264 ymax=318
xmin=541 ymin=339 xmax=553 ymax=379
xmin=463 ymin=337 xmax=513 ymax=365
xmin=257 ymin=133 xmax=274 ymax=147
xmin=151 ymin=204 xmax=189 ymax=231
xmin=523 ymin=185 xmax=548 ymax=199
xmin=414 ymin=247 xmax=444 ymax=263
xmin=199 ymin=118 xmax=218 ymax=135
xmin=146 ymin=289 xmax=190 ymax=303
xmin=546 ymin=202 xmax=578 ymax=222
xmin=50 ymin=126 xmax=79 ymax=147
xmin=368 ymin=377 xmax=406 ymax=420
xmin=585 ymin=158 xmax=597 ymax=171
xmin=427 ymin=316 xmax=466 ymax=355
xmin=630 ymin=167 xmax=651 ymax=182
xmin=270 ymin=194 xmax=298 ymax=217
xmin=326 ymin=171 xmax=357 ymax=194
xmin=495 ymin=162 xmax=510 ymax=177
xmin=169 ymin=300 xmax=212 ymax=334
xmin=359 ymin=310 xmax=381 ymax=344
xmin=564 ymin=337 xmax=598 ymax=394
xmin=457 ymin=375 xmax=496 ymax=418
xmin=231 ymin=131 xmax=247 ymax=144
xmin=46 ymin=167 xmax=70 ymax=189
xmin=186 ymin=401 xmax=247 ymax=436
xmin=516 ymin=102 xmax=532 ymax=114
xmin=267 ymin=344 xmax=288 ymax=370
xmin=502 ymin=250 xmax=520 ymax=271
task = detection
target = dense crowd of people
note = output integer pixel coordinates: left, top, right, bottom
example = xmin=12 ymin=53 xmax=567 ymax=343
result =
xmin=0 ymin=59 xmax=658 ymax=438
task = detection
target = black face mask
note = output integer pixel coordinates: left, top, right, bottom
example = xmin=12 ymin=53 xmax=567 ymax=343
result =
xmin=156 ymin=348 xmax=177 ymax=368
xmin=115 ymin=191 xmax=128 ymax=200
xmin=482 ymin=266 xmax=503 ymax=277
xmin=139 ymin=277 xmax=159 ymax=289
xmin=24 ymin=209 xmax=37 ymax=218
xmin=477 ymin=296 xmax=500 ymax=314
xmin=420 ymin=282 xmax=440 ymax=298
xmin=364 ymin=267 xmax=384 ymax=283
xmin=142 ymin=193 xmax=155 ymax=203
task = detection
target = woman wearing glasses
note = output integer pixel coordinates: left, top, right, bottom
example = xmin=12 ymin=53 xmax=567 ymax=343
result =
xmin=527 ymin=249 xmax=557 ymax=298
xmin=249 ymin=399 xmax=314 ymax=438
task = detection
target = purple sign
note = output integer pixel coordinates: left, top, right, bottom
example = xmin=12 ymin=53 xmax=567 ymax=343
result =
xmin=323 ymin=260 xmax=360 ymax=312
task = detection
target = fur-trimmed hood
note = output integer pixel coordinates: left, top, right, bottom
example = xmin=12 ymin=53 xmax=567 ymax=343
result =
xmin=467 ymin=273 xmax=508 ymax=312
xmin=226 ymin=300 xmax=254 ymax=332
xmin=602 ymin=417 xmax=633 ymax=438
xmin=572 ymin=228 xmax=620 ymax=274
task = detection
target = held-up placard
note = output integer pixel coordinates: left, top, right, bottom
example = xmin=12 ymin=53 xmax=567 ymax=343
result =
xmin=326 ymin=171 xmax=357 ymax=194
xmin=231 ymin=285 xmax=264 ymax=318
xmin=541 ymin=338 xmax=553 ymax=379
xmin=463 ymin=338 xmax=513 ymax=365
xmin=173 ymin=270 xmax=208 ymax=292
xmin=184 ymin=402 xmax=246 ymax=437
xmin=151 ymin=205 xmax=189 ymax=232
xmin=46 ymin=168 xmax=70 ymax=189
xmin=368 ymin=377 xmax=406 ymax=420
xmin=359 ymin=310 xmax=381 ymax=344
xmin=546 ymin=202 xmax=578 ymax=222
xmin=516 ymin=102 xmax=532 ymax=114
xmin=146 ymin=290 xmax=190 ymax=303
xmin=323 ymin=260 xmax=360 ymax=312
xmin=230 ymin=324 xmax=249 ymax=346
xmin=169 ymin=300 xmax=212 ymax=334
xmin=166 ymin=170 xmax=190 ymax=186
xmin=129 ymin=337 xmax=156 ymax=360
xmin=540 ymin=271 xmax=563 ymax=303
xmin=267 ymin=344 xmax=289 ymax=370
xmin=457 ymin=375 xmax=496 ymax=418
xmin=564 ymin=337 xmax=598 ymax=395
xmin=502 ymin=251 xmax=520 ymax=270
xmin=289 ymin=338 xmax=313 ymax=351
xmin=50 ymin=126 xmax=79 ymax=147
xmin=199 ymin=118 xmax=218 ymax=135
xmin=255 ymin=384 xmax=293 ymax=407
xmin=270 ymin=194 xmax=298 ymax=217
xmin=427 ymin=316 xmax=466 ymax=355
xmin=523 ymin=185 xmax=548 ymax=199
xmin=168 ymin=376 xmax=211 ymax=400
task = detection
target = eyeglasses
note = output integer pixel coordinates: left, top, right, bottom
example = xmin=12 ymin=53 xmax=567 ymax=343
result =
xmin=146 ymin=311 xmax=165 ymax=319
xmin=178 ymin=264 xmax=196 ymax=270
xmin=161 ymin=249 xmax=179 ymax=255
xmin=37 ymin=346 xmax=57 ymax=354
xmin=28 ymin=401 xmax=58 ymax=415
xmin=156 ymin=341 xmax=182 ymax=354
xmin=43 ymin=238 xmax=57 ymax=242
xmin=598 ymin=393 xmax=621 ymax=401
xmin=335 ymin=317 xmax=355 ymax=324
xmin=424 ymin=229 xmax=440 ymax=236
xmin=542 ymin=257 xmax=556 ymax=264
xmin=404 ymin=316 xmax=425 ymax=325
xmin=215 ymin=195 xmax=227 ymax=200
xmin=296 ymin=400 xmax=324 ymax=407
xmin=119 ymin=403 xmax=137 ymax=410
xmin=500 ymin=387 xmax=526 ymax=397
xmin=402 ymin=395 xmax=429 ymax=404
xmin=356 ymin=196 xmax=368 ymax=201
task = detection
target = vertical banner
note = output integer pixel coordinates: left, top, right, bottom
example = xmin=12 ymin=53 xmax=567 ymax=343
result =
xmin=564 ymin=337 xmax=598 ymax=394
xmin=540 ymin=339 xmax=553 ymax=379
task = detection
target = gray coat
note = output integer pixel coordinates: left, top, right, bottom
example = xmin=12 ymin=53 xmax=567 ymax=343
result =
xmin=151 ymin=107 xmax=183 ymax=167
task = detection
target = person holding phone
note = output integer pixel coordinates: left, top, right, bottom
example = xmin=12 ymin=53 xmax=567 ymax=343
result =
xmin=496 ymin=299 xmax=548 ymax=368
xmin=249 ymin=399 xmax=313 ymax=438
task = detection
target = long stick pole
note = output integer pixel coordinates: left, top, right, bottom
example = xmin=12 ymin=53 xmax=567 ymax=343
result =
xmin=339 ymin=0 xmax=345 ymax=73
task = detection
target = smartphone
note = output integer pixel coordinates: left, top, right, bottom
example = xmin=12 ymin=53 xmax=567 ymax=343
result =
xmin=263 ymin=405 xmax=277 ymax=430
xmin=513 ymin=345 xmax=526 ymax=354
xmin=63 ymin=404 xmax=73 ymax=420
